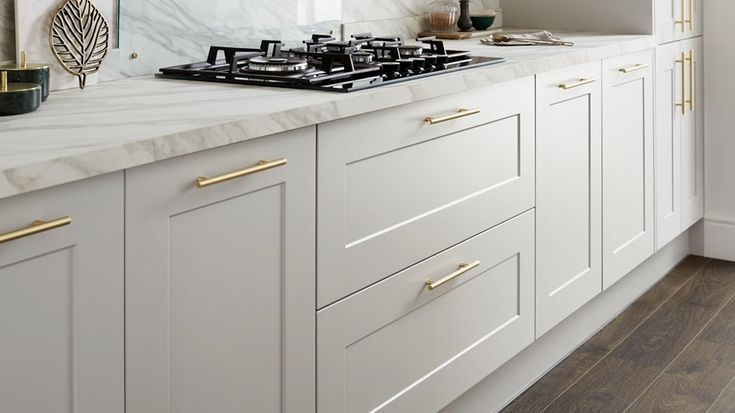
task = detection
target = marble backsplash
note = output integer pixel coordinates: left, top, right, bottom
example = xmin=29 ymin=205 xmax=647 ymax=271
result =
xmin=0 ymin=0 xmax=13 ymax=61
xmin=120 ymin=0 xmax=501 ymax=75
xmin=1 ymin=0 xmax=500 ymax=80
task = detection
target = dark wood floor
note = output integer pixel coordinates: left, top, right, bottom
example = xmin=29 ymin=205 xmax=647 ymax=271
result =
xmin=503 ymin=256 xmax=735 ymax=413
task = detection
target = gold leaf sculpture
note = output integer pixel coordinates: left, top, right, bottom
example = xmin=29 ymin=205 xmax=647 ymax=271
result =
xmin=49 ymin=0 xmax=110 ymax=89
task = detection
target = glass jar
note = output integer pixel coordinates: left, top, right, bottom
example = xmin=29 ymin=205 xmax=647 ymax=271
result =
xmin=427 ymin=0 xmax=460 ymax=32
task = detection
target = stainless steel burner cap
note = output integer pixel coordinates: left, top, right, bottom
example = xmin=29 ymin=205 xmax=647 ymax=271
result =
xmin=398 ymin=45 xmax=423 ymax=57
xmin=246 ymin=56 xmax=309 ymax=73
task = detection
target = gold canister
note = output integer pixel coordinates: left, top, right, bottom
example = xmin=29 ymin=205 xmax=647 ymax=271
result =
xmin=1 ymin=51 xmax=51 ymax=102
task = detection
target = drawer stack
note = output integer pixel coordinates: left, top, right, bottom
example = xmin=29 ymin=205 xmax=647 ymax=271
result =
xmin=316 ymin=76 xmax=537 ymax=412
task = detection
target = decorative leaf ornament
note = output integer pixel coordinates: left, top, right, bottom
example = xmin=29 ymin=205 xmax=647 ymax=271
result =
xmin=49 ymin=0 xmax=110 ymax=89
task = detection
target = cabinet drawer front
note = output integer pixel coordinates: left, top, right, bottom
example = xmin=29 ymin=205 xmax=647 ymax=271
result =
xmin=125 ymin=128 xmax=316 ymax=413
xmin=318 ymin=77 xmax=535 ymax=307
xmin=0 ymin=173 xmax=124 ymax=413
xmin=317 ymin=210 xmax=535 ymax=413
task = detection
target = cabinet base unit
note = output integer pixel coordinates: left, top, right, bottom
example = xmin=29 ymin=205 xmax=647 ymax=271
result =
xmin=125 ymin=128 xmax=316 ymax=413
xmin=0 ymin=173 xmax=125 ymax=413
xmin=317 ymin=211 xmax=535 ymax=413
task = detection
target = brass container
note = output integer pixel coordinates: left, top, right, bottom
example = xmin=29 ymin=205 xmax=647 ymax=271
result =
xmin=1 ymin=51 xmax=51 ymax=102
xmin=0 ymin=71 xmax=42 ymax=116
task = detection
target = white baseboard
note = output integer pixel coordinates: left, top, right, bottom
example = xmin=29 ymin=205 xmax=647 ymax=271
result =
xmin=690 ymin=214 xmax=735 ymax=261
xmin=441 ymin=231 xmax=691 ymax=413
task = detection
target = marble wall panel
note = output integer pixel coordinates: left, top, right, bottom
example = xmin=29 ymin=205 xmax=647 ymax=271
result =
xmin=0 ymin=0 xmax=13 ymax=61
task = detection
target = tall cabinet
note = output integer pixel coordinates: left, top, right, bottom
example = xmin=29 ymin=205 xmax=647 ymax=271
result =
xmin=655 ymin=25 xmax=704 ymax=250
xmin=125 ymin=128 xmax=316 ymax=413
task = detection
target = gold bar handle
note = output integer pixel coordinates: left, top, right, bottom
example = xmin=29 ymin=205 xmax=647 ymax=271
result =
xmin=559 ymin=78 xmax=596 ymax=90
xmin=619 ymin=63 xmax=651 ymax=74
xmin=196 ymin=159 xmax=287 ymax=188
xmin=0 ymin=217 xmax=72 ymax=245
xmin=689 ymin=0 xmax=694 ymax=31
xmin=675 ymin=0 xmax=686 ymax=32
xmin=425 ymin=260 xmax=481 ymax=291
xmin=425 ymin=108 xmax=481 ymax=125
xmin=686 ymin=49 xmax=695 ymax=112
xmin=675 ymin=52 xmax=686 ymax=115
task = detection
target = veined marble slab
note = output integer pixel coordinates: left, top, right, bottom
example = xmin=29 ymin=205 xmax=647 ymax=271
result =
xmin=119 ymin=0 xmax=341 ymax=77
xmin=0 ymin=0 xmax=13 ymax=61
xmin=0 ymin=33 xmax=655 ymax=199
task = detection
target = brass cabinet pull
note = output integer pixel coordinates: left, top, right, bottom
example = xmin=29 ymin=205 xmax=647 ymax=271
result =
xmin=689 ymin=0 xmax=695 ymax=31
xmin=0 ymin=217 xmax=71 ymax=245
xmin=424 ymin=108 xmax=481 ymax=125
xmin=675 ymin=0 xmax=687 ymax=31
xmin=425 ymin=260 xmax=481 ymax=291
xmin=619 ymin=63 xmax=651 ymax=74
xmin=196 ymin=158 xmax=288 ymax=188
xmin=686 ymin=49 xmax=695 ymax=112
xmin=675 ymin=52 xmax=686 ymax=115
xmin=558 ymin=78 xmax=596 ymax=90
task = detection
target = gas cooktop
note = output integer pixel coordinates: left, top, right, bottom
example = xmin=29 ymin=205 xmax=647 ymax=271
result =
xmin=156 ymin=33 xmax=505 ymax=92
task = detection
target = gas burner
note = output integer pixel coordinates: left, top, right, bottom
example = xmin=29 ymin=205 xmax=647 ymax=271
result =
xmin=157 ymin=33 xmax=505 ymax=92
xmin=352 ymin=52 xmax=374 ymax=64
xmin=245 ymin=56 xmax=309 ymax=73
xmin=398 ymin=45 xmax=423 ymax=58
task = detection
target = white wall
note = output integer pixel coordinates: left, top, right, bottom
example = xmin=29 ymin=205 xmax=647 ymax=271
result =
xmin=691 ymin=0 xmax=735 ymax=260
xmin=500 ymin=0 xmax=652 ymax=34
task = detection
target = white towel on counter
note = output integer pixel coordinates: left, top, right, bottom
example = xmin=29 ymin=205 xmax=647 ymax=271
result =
xmin=481 ymin=31 xmax=574 ymax=46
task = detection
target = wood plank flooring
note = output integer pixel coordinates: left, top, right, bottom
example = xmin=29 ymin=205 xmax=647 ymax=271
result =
xmin=503 ymin=256 xmax=735 ymax=413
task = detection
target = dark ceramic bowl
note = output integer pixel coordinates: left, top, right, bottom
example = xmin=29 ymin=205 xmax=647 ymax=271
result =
xmin=470 ymin=15 xmax=496 ymax=31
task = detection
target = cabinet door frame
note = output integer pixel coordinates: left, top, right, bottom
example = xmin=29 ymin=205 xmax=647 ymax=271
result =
xmin=655 ymin=42 xmax=685 ymax=250
xmin=680 ymin=36 xmax=704 ymax=229
xmin=0 ymin=173 xmax=124 ymax=413
xmin=536 ymin=61 xmax=603 ymax=338
xmin=602 ymin=50 xmax=656 ymax=289
xmin=125 ymin=128 xmax=316 ymax=413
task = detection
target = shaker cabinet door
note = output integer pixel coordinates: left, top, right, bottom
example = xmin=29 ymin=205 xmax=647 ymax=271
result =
xmin=536 ymin=61 xmax=603 ymax=338
xmin=125 ymin=128 xmax=316 ymax=413
xmin=601 ymin=50 xmax=656 ymax=289
xmin=655 ymin=42 xmax=685 ymax=249
xmin=654 ymin=39 xmax=703 ymax=250
xmin=680 ymin=37 xmax=704 ymax=230
xmin=0 ymin=173 xmax=124 ymax=413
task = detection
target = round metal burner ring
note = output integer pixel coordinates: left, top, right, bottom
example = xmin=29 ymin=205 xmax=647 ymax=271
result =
xmin=246 ymin=56 xmax=310 ymax=73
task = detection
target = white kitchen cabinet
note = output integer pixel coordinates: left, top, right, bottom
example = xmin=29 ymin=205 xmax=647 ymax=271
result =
xmin=601 ymin=50 xmax=655 ymax=289
xmin=655 ymin=41 xmax=685 ymax=250
xmin=536 ymin=61 xmax=603 ymax=337
xmin=680 ymin=36 xmax=704 ymax=230
xmin=318 ymin=210 xmax=535 ymax=413
xmin=0 ymin=173 xmax=124 ymax=413
xmin=125 ymin=128 xmax=316 ymax=413
xmin=317 ymin=76 xmax=535 ymax=307
xmin=656 ymin=0 xmax=702 ymax=44
xmin=655 ymin=38 xmax=704 ymax=250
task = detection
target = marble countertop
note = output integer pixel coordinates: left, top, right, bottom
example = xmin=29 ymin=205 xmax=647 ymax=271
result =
xmin=0 ymin=32 xmax=655 ymax=199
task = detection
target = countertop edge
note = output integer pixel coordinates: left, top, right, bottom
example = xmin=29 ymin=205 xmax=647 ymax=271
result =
xmin=0 ymin=35 xmax=655 ymax=200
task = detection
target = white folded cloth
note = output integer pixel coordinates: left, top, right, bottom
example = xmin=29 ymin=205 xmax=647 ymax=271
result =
xmin=481 ymin=31 xmax=574 ymax=46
